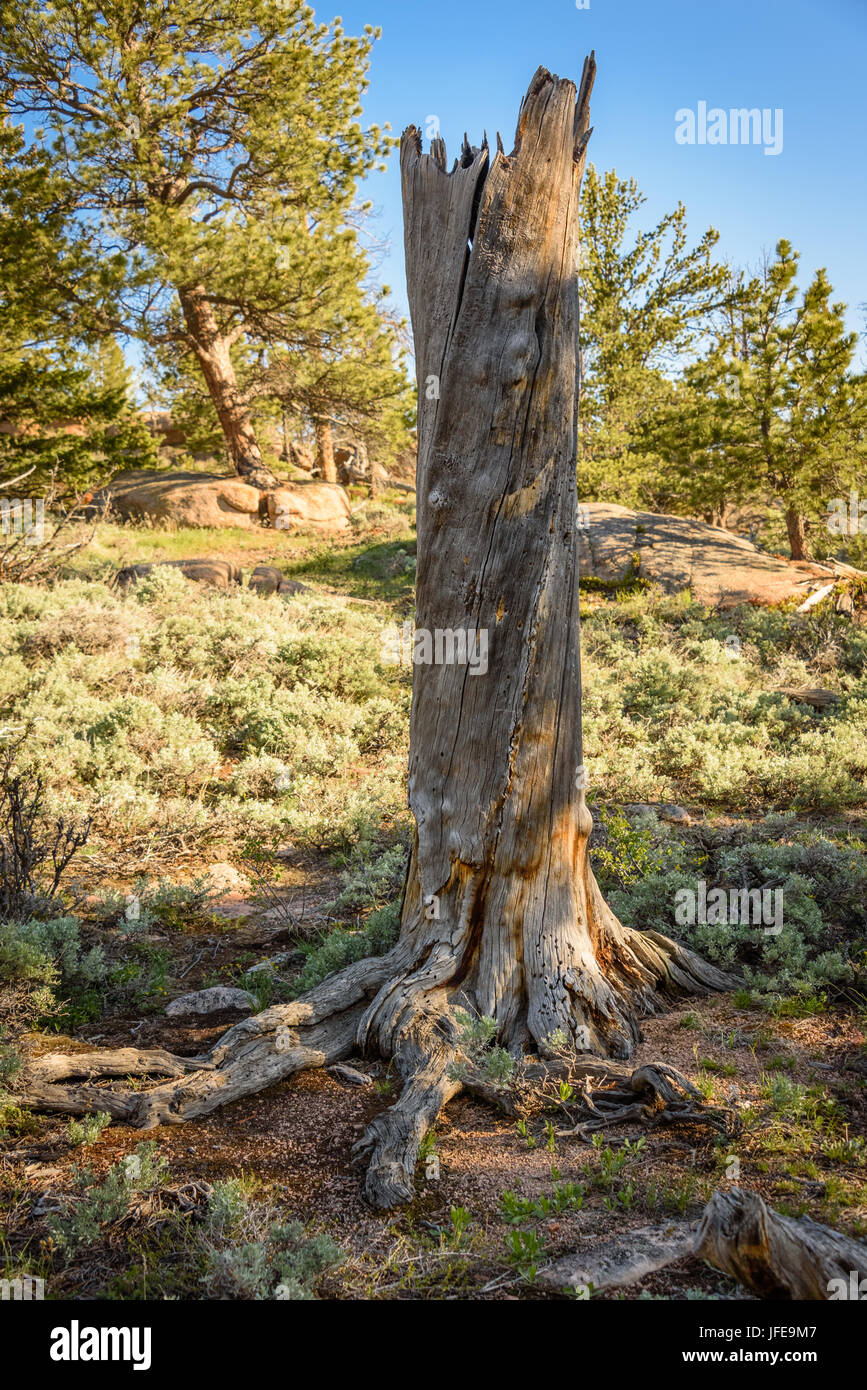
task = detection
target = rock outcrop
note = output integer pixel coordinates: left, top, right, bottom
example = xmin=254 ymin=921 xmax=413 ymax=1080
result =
xmin=93 ymin=469 xmax=352 ymax=534
xmin=579 ymin=503 xmax=838 ymax=608
xmin=267 ymin=482 xmax=351 ymax=533
xmin=94 ymin=470 xmax=263 ymax=529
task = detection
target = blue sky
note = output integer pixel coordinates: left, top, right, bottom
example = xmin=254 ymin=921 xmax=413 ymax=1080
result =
xmin=336 ymin=0 xmax=867 ymax=358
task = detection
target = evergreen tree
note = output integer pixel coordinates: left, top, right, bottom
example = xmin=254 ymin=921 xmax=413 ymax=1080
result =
xmin=651 ymin=244 xmax=867 ymax=558
xmin=0 ymin=120 xmax=154 ymax=489
xmin=0 ymin=343 xmax=156 ymax=491
xmin=0 ymin=0 xmax=398 ymax=488
xmin=578 ymin=166 xmax=727 ymax=508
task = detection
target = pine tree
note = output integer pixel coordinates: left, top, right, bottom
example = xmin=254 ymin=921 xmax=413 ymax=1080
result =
xmin=0 ymin=121 xmax=154 ymax=489
xmin=0 ymin=344 xmax=156 ymax=492
xmin=577 ymin=166 xmax=727 ymax=508
xmin=652 ymin=244 xmax=867 ymax=558
xmin=0 ymin=0 xmax=397 ymax=488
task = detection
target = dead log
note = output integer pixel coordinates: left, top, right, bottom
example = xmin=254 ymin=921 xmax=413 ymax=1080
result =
xmin=542 ymin=1188 xmax=867 ymax=1299
xmin=542 ymin=1220 xmax=696 ymax=1294
xmin=694 ymin=1188 xmax=867 ymax=1301
xmin=777 ymin=687 xmax=841 ymax=710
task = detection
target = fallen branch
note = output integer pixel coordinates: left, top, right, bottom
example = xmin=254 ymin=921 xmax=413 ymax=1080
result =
xmin=795 ymin=583 xmax=836 ymax=613
xmin=777 ymin=686 xmax=841 ymax=709
xmin=693 ymin=1187 xmax=867 ymax=1300
xmin=541 ymin=1187 xmax=867 ymax=1299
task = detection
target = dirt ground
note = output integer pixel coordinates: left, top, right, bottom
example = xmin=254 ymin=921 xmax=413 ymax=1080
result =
xmin=8 ymin=981 xmax=865 ymax=1300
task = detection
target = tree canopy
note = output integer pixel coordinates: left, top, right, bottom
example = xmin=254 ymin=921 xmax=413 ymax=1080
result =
xmin=578 ymin=168 xmax=866 ymax=559
xmin=0 ymin=0 xmax=410 ymax=484
xmin=644 ymin=242 xmax=867 ymax=556
xmin=577 ymin=165 xmax=727 ymax=508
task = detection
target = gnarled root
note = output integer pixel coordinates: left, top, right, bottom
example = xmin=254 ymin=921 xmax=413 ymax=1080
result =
xmin=17 ymin=947 xmax=402 ymax=1127
xmin=16 ymin=918 xmax=734 ymax=1207
xmin=351 ymin=995 xmax=462 ymax=1207
xmin=20 ymin=1006 xmax=363 ymax=1126
xmin=463 ymin=1056 xmax=735 ymax=1141
xmin=558 ymin=1059 xmax=735 ymax=1139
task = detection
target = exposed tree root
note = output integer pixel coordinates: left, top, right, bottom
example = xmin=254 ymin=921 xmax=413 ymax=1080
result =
xmin=462 ymin=1056 xmax=735 ymax=1141
xmin=350 ymin=992 xmax=462 ymax=1207
xmin=18 ymin=947 xmax=401 ymax=1128
xmin=558 ymin=1061 xmax=735 ymax=1140
xmin=18 ymin=921 xmax=735 ymax=1207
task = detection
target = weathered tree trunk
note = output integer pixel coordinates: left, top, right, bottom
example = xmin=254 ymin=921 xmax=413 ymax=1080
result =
xmin=384 ymin=60 xmax=724 ymax=1052
xmin=357 ymin=439 xmax=378 ymax=497
xmin=178 ymin=285 xmax=279 ymax=490
xmin=344 ymin=62 xmax=728 ymax=1203
xmin=785 ymin=504 xmax=810 ymax=560
xmin=18 ymin=62 xmax=730 ymax=1210
xmin=314 ymin=415 xmax=337 ymax=483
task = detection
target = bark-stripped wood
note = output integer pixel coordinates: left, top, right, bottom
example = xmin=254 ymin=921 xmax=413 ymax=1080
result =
xmin=314 ymin=415 xmax=337 ymax=484
xmin=542 ymin=1188 xmax=867 ymax=1298
xmin=694 ymin=1187 xmax=867 ymax=1300
xmin=16 ymin=62 xmax=731 ymax=1209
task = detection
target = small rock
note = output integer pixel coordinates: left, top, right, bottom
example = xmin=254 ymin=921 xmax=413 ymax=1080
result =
xmin=115 ymin=558 xmax=243 ymax=590
xmin=165 ymin=986 xmax=255 ymax=1017
xmin=259 ymin=903 xmax=298 ymax=927
xmin=209 ymin=898 xmax=257 ymax=921
xmin=247 ymin=951 xmax=304 ymax=974
xmin=202 ymin=861 xmax=250 ymax=896
xmin=623 ymin=803 xmax=695 ymax=826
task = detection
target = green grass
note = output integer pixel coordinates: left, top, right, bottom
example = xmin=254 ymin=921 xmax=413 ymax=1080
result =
xmin=0 ymin=522 xmax=415 ymax=864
